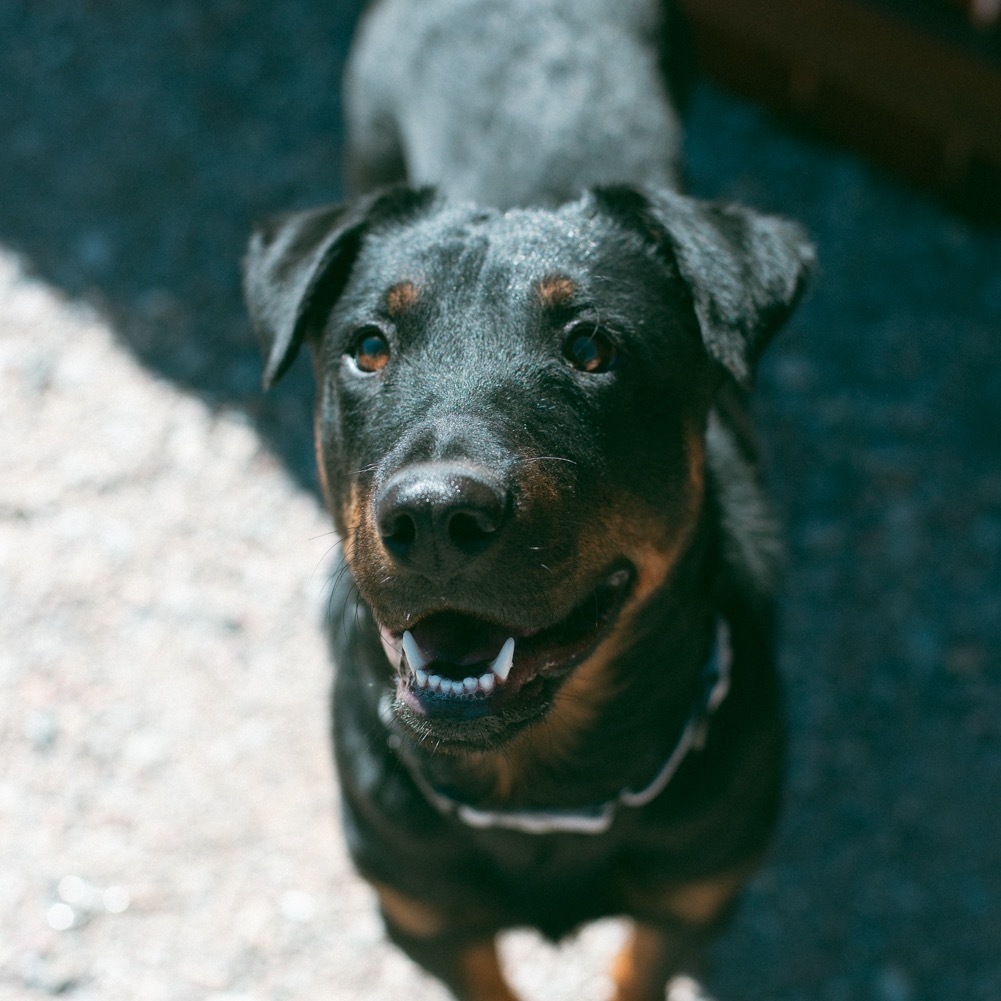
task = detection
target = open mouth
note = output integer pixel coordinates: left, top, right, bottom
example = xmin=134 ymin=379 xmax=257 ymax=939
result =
xmin=378 ymin=565 xmax=633 ymax=748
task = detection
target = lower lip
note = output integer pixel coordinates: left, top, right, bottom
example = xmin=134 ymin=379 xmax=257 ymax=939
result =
xmin=399 ymin=683 xmax=497 ymax=720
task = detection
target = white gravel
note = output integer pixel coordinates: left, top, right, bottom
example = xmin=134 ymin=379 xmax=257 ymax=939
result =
xmin=0 ymin=249 xmax=631 ymax=999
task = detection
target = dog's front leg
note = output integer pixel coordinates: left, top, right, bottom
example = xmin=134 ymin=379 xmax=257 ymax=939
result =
xmin=375 ymin=884 xmax=519 ymax=1001
xmin=611 ymin=922 xmax=705 ymax=1001
xmin=611 ymin=866 xmax=751 ymax=1001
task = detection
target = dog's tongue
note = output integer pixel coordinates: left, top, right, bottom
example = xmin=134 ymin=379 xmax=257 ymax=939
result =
xmin=410 ymin=612 xmax=515 ymax=668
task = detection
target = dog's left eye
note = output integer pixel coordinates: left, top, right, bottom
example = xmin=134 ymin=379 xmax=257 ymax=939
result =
xmin=562 ymin=323 xmax=617 ymax=374
xmin=348 ymin=327 xmax=392 ymax=373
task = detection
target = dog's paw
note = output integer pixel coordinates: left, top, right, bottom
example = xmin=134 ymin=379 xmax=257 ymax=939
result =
xmin=666 ymin=975 xmax=716 ymax=1001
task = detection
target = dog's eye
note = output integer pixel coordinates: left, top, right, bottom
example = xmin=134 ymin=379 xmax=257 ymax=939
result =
xmin=349 ymin=327 xmax=391 ymax=373
xmin=562 ymin=324 xmax=616 ymax=374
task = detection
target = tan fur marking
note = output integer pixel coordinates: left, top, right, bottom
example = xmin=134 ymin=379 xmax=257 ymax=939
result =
xmin=628 ymin=422 xmax=706 ymax=605
xmin=487 ymin=754 xmax=515 ymax=801
xmin=458 ymin=941 xmax=520 ymax=1001
xmin=386 ymin=280 xmax=421 ymax=316
xmin=469 ymin=605 xmax=630 ymax=799
xmin=337 ymin=481 xmax=369 ymax=568
xmin=685 ymin=422 xmax=706 ymax=500
xmin=374 ymin=883 xmax=445 ymax=939
xmin=466 ymin=421 xmax=711 ymax=794
xmin=623 ymin=860 xmax=757 ymax=927
xmin=535 ymin=274 xmax=577 ymax=308
xmin=661 ymin=866 xmax=749 ymax=925
xmin=339 ymin=420 xmax=711 ymax=807
xmin=612 ymin=867 xmax=751 ymax=1001
xmin=343 ymin=481 xmax=364 ymax=528
xmin=544 ymin=629 xmax=623 ymax=747
xmin=314 ymin=415 xmax=334 ymax=513
xmin=611 ymin=924 xmax=674 ymax=1001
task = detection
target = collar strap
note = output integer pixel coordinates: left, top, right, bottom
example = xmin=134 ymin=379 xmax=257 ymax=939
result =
xmin=394 ymin=620 xmax=732 ymax=837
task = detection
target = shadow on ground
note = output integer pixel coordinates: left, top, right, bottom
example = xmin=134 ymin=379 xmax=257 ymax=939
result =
xmin=2 ymin=1 xmax=367 ymax=490
xmin=3 ymin=3 xmax=1000 ymax=999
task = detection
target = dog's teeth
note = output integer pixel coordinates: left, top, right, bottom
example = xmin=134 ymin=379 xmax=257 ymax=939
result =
xmin=405 ymin=638 xmax=513 ymax=696
xmin=401 ymin=630 xmax=429 ymax=672
xmin=490 ymin=637 xmax=516 ymax=682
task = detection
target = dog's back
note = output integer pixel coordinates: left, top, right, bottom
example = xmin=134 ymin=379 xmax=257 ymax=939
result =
xmin=345 ymin=0 xmax=683 ymax=205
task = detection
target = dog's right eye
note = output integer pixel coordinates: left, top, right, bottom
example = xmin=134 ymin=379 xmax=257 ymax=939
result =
xmin=562 ymin=323 xmax=617 ymax=374
xmin=348 ymin=327 xmax=392 ymax=373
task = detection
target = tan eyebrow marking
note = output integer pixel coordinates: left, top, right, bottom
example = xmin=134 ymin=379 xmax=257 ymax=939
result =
xmin=535 ymin=275 xmax=577 ymax=308
xmin=386 ymin=281 xmax=421 ymax=316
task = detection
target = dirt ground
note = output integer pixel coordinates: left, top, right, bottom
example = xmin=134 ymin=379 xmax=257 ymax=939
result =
xmin=1 ymin=4 xmax=999 ymax=1001
xmin=0 ymin=244 xmax=627 ymax=1001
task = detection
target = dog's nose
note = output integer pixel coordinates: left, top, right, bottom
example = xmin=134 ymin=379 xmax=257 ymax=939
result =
xmin=374 ymin=463 xmax=508 ymax=572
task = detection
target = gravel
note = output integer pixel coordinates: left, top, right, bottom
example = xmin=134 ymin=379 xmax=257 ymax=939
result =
xmin=1 ymin=3 xmax=999 ymax=1000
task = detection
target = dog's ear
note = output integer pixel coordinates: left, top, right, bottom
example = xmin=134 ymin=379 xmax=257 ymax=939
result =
xmin=593 ymin=185 xmax=815 ymax=385
xmin=243 ymin=186 xmax=434 ymax=388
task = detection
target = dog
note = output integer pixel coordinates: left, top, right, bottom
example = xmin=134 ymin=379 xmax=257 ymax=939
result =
xmin=243 ymin=2 xmax=814 ymax=998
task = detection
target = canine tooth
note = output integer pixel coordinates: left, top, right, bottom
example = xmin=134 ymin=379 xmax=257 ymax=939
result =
xmin=490 ymin=638 xmax=516 ymax=682
xmin=428 ymin=674 xmax=443 ymax=692
xmin=479 ymin=672 xmax=495 ymax=694
xmin=401 ymin=630 xmax=428 ymax=672
xmin=463 ymin=677 xmax=478 ymax=693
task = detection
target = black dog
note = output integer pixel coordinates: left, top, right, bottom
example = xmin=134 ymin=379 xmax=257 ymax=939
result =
xmin=244 ymin=2 xmax=813 ymax=998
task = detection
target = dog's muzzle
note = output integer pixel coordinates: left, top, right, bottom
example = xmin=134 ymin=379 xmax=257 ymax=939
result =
xmin=376 ymin=564 xmax=633 ymax=749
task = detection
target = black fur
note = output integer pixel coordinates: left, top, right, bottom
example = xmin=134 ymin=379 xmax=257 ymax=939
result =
xmin=243 ymin=1 xmax=814 ymax=997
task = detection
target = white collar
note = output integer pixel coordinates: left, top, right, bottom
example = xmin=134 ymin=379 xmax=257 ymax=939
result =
xmin=390 ymin=620 xmax=732 ymax=836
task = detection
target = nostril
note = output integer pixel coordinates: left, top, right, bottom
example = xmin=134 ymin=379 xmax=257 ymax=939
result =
xmin=383 ymin=512 xmax=417 ymax=547
xmin=374 ymin=463 xmax=508 ymax=569
xmin=447 ymin=510 xmax=498 ymax=550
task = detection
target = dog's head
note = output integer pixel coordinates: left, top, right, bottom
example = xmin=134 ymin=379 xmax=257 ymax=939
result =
xmin=244 ymin=186 xmax=813 ymax=752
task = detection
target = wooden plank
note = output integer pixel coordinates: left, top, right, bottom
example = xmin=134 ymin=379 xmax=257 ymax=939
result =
xmin=678 ymin=0 xmax=1001 ymax=215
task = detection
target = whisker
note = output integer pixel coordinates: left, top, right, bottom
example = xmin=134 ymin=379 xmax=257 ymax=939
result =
xmin=517 ymin=455 xmax=578 ymax=467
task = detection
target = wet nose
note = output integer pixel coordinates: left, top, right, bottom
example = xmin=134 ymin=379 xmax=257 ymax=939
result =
xmin=374 ymin=463 xmax=508 ymax=572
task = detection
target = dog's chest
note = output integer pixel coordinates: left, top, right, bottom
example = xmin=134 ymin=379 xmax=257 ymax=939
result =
xmin=464 ymin=824 xmax=624 ymax=934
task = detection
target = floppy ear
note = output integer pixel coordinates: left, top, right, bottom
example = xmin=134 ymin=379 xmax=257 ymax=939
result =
xmin=593 ymin=185 xmax=815 ymax=385
xmin=243 ymin=186 xmax=434 ymax=388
